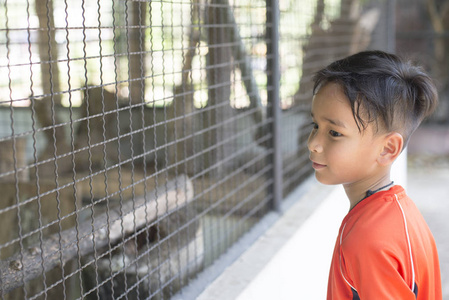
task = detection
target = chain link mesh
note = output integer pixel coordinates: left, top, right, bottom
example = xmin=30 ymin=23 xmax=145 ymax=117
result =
xmin=0 ymin=0 xmax=391 ymax=298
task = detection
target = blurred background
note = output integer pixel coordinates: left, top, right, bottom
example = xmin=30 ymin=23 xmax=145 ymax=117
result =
xmin=0 ymin=0 xmax=447 ymax=299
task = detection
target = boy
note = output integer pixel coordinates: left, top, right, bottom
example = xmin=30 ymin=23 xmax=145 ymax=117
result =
xmin=308 ymin=50 xmax=442 ymax=299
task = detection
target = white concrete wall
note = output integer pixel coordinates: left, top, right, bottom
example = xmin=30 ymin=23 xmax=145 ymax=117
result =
xmin=392 ymin=149 xmax=407 ymax=188
xmin=197 ymin=181 xmax=347 ymax=300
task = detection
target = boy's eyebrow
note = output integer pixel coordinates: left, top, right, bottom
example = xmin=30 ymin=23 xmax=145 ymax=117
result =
xmin=325 ymin=117 xmax=347 ymax=128
xmin=311 ymin=113 xmax=347 ymax=128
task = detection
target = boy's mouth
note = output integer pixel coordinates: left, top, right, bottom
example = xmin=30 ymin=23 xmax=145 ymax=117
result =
xmin=310 ymin=160 xmax=326 ymax=170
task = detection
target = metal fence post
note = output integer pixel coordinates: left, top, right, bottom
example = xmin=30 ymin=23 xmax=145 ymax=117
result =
xmin=266 ymin=0 xmax=282 ymax=212
xmin=387 ymin=0 xmax=396 ymax=53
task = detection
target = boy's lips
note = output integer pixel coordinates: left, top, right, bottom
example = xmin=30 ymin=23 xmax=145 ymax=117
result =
xmin=309 ymin=157 xmax=326 ymax=170
xmin=312 ymin=162 xmax=326 ymax=170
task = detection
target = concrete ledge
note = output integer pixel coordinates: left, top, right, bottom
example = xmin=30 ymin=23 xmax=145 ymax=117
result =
xmin=196 ymin=179 xmax=348 ymax=300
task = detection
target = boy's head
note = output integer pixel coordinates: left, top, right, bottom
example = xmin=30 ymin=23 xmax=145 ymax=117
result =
xmin=313 ymin=50 xmax=438 ymax=147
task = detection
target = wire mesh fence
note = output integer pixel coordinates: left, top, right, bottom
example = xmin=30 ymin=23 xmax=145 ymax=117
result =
xmin=0 ymin=0 xmax=393 ymax=299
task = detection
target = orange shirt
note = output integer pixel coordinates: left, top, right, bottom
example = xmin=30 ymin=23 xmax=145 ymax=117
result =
xmin=327 ymin=185 xmax=442 ymax=300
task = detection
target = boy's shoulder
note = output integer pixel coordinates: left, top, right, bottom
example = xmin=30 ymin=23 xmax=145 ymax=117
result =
xmin=341 ymin=187 xmax=411 ymax=253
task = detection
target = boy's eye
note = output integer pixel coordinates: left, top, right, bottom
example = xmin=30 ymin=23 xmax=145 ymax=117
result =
xmin=310 ymin=122 xmax=318 ymax=130
xmin=329 ymin=130 xmax=342 ymax=137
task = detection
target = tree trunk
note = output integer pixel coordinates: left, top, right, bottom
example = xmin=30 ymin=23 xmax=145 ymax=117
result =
xmin=128 ymin=1 xmax=147 ymax=104
xmin=426 ymin=0 xmax=449 ymax=122
xmin=205 ymin=0 xmax=234 ymax=175
xmin=35 ymin=0 xmax=62 ymax=106
xmin=169 ymin=25 xmax=200 ymax=176
xmin=34 ymin=0 xmax=70 ymax=178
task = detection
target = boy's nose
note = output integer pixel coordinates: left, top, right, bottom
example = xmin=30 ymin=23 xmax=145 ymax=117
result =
xmin=307 ymin=132 xmax=323 ymax=153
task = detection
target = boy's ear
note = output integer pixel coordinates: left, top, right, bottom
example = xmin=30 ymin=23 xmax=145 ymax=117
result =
xmin=377 ymin=132 xmax=403 ymax=166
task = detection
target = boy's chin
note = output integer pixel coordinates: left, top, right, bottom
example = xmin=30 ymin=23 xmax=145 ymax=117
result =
xmin=314 ymin=172 xmax=341 ymax=185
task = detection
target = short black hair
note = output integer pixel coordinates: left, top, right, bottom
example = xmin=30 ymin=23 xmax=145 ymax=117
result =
xmin=313 ymin=50 xmax=438 ymax=146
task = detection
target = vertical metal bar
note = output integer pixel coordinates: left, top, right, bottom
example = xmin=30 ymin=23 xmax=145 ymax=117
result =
xmin=387 ymin=0 xmax=396 ymax=53
xmin=266 ymin=0 xmax=281 ymax=212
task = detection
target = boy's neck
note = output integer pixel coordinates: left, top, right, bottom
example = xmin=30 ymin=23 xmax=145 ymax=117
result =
xmin=344 ymin=173 xmax=393 ymax=211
